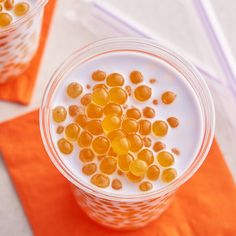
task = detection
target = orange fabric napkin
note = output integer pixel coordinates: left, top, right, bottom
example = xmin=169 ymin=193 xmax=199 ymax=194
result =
xmin=0 ymin=0 xmax=56 ymax=105
xmin=0 ymin=110 xmax=235 ymax=236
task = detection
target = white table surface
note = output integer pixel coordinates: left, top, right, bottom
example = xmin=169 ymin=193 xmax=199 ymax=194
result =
xmin=0 ymin=0 xmax=235 ymax=235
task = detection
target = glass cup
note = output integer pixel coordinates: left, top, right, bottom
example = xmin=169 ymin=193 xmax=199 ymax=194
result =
xmin=40 ymin=38 xmax=215 ymax=230
xmin=0 ymin=0 xmax=48 ymax=84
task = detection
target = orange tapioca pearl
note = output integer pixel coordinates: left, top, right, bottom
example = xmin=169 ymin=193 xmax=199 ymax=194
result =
xmin=139 ymin=119 xmax=151 ymax=135
xmin=104 ymin=103 xmax=122 ymax=116
xmin=79 ymin=148 xmax=95 ymax=162
xmin=125 ymin=85 xmax=132 ymax=96
xmin=149 ymin=78 xmax=156 ymax=84
xmin=139 ymin=181 xmax=153 ymax=191
xmin=126 ymin=172 xmax=144 ymax=183
xmin=127 ymin=134 xmax=143 ymax=152
xmin=161 ymin=168 xmax=177 ymax=183
xmin=112 ymin=179 xmax=122 ymax=190
xmin=91 ymin=173 xmax=110 ymax=188
xmin=86 ymin=120 xmax=103 ymax=135
xmin=161 ymin=91 xmax=176 ymax=104
xmin=14 ymin=2 xmax=30 ymax=16
xmin=57 ymin=138 xmax=73 ymax=154
xmin=75 ymin=114 xmax=88 ymax=128
xmin=92 ymin=70 xmax=106 ymax=81
xmin=146 ymin=165 xmax=160 ymax=181
xmin=137 ymin=149 xmax=154 ymax=165
xmin=122 ymin=118 xmax=139 ymax=134
xmin=111 ymin=136 xmax=130 ymax=155
xmin=56 ymin=126 xmax=64 ymax=134
xmin=130 ymin=71 xmax=143 ymax=84
xmin=126 ymin=108 xmax=141 ymax=119
xmin=167 ymin=117 xmax=179 ymax=128
xmin=109 ymin=87 xmax=127 ymax=105
xmin=143 ymin=106 xmax=155 ymax=118
xmin=0 ymin=12 xmax=12 ymax=27
xmin=68 ymin=105 xmax=82 ymax=117
xmin=4 ymin=0 xmax=14 ymax=10
xmin=100 ymin=157 xmax=117 ymax=174
xmin=86 ymin=103 xmax=103 ymax=118
xmin=107 ymin=129 xmax=125 ymax=141
xmin=129 ymin=159 xmax=148 ymax=176
xmin=153 ymin=99 xmax=158 ymax=105
xmin=92 ymin=136 xmax=110 ymax=154
xmin=106 ymin=73 xmax=124 ymax=87
xmin=80 ymin=93 xmax=91 ymax=106
xmin=82 ymin=163 xmax=97 ymax=176
xmin=118 ymin=153 xmax=134 ymax=172
xmin=153 ymin=141 xmax=166 ymax=152
xmin=143 ymin=137 xmax=152 ymax=147
xmin=67 ymin=82 xmax=83 ymax=98
xmin=65 ymin=123 xmax=80 ymax=141
xmin=134 ymin=85 xmax=152 ymax=102
xmin=172 ymin=148 xmax=180 ymax=155
xmin=152 ymin=120 xmax=168 ymax=137
xmin=102 ymin=114 xmax=121 ymax=132
xmin=157 ymin=151 xmax=175 ymax=167
xmin=52 ymin=106 xmax=67 ymax=123
xmin=91 ymin=88 xmax=109 ymax=106
xmin=77 ymin=131 xmax=93 ymax=147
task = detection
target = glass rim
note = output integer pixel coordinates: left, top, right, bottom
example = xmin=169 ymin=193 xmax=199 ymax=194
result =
xmin=40 ymin=37 xmax=215 ymax=201
xmin=0 ymin=0 xmax=48 ymax=33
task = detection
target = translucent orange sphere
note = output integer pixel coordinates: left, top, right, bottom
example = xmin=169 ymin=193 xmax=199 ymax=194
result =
xmin=92 ymin=70 xmax=106 ymax=81
xmin=129 ymin=159 xmax=148 ymax=176
xmin=106 ymin=73 xmax=124 ymax=86
xmin=104 ymin=103 xmax=123 ymax=116
xmin=152 ymin=120 xmax=168 ymax=137
xmin=137 ymin=149 xmax=154 ymax=165
xmin=134 ymin=85 xmax=152 ymax=102
xmin=57 ymin=138 xmax=73 ymax=154
xmin=126 ymin=108 xmax=141 ymax=119
xmin=91 ymin=173 xmax=110 ymax=188
xmin=111 ymin=136 xmax=130 ymax=155
xmin=161 ymin=168 xmax=177 ymax=183
xmin=122 ymin=118 xmax=139 ymax=134
xmin=102 ymin=115 xmax=121 ymax=132
xmin=109 ymin=87 xmax=127 ymax=105
xmin=118 ymin=153 xmax=134 ymax=172
xmin=92 ymin=136 xmax=110 ymax=154
xmin=126 ymin=134 xmax=143 ymax=152
xmin=91 ymin=88 xmax=109 ymax=106
xmin=100 ymin=157 xmax=117 ymax=175
xmin=139 ymin=181 xmax=153 ymax=191
xmin=86 ymin=120 xmax=103 ymax=135
xmin=86 ymin=103 xmax=103 ymax=118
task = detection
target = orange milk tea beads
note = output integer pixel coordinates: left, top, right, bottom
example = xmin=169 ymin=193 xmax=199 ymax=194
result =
xmin=52 ymin=69 xmax=180 ymax=192
xmin=0 ymin=1 xmax=31 ymax=28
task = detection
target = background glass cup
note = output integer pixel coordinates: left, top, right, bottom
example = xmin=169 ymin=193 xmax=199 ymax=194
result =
xmin=0 ymin=0 xmax=48 ymax=84
xmin=40 ymin=38 xmax=215 ymax=230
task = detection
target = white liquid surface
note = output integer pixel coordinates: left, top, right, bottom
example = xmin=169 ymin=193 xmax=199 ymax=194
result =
xmin=50 ymin=51 xmax=203 ymax=195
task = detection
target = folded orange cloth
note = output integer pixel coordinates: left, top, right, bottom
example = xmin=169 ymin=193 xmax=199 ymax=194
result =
xmin=0 ymin=110 xmax=235 ymax=236
xmin=0 ymin=0 xmax=56 ymax=105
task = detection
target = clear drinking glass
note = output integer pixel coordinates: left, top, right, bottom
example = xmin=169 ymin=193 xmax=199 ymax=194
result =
xmin=40 ymin=37 xmax=215 ymax=230
xmin=0 ymin=0 xmax=48 ymax=83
